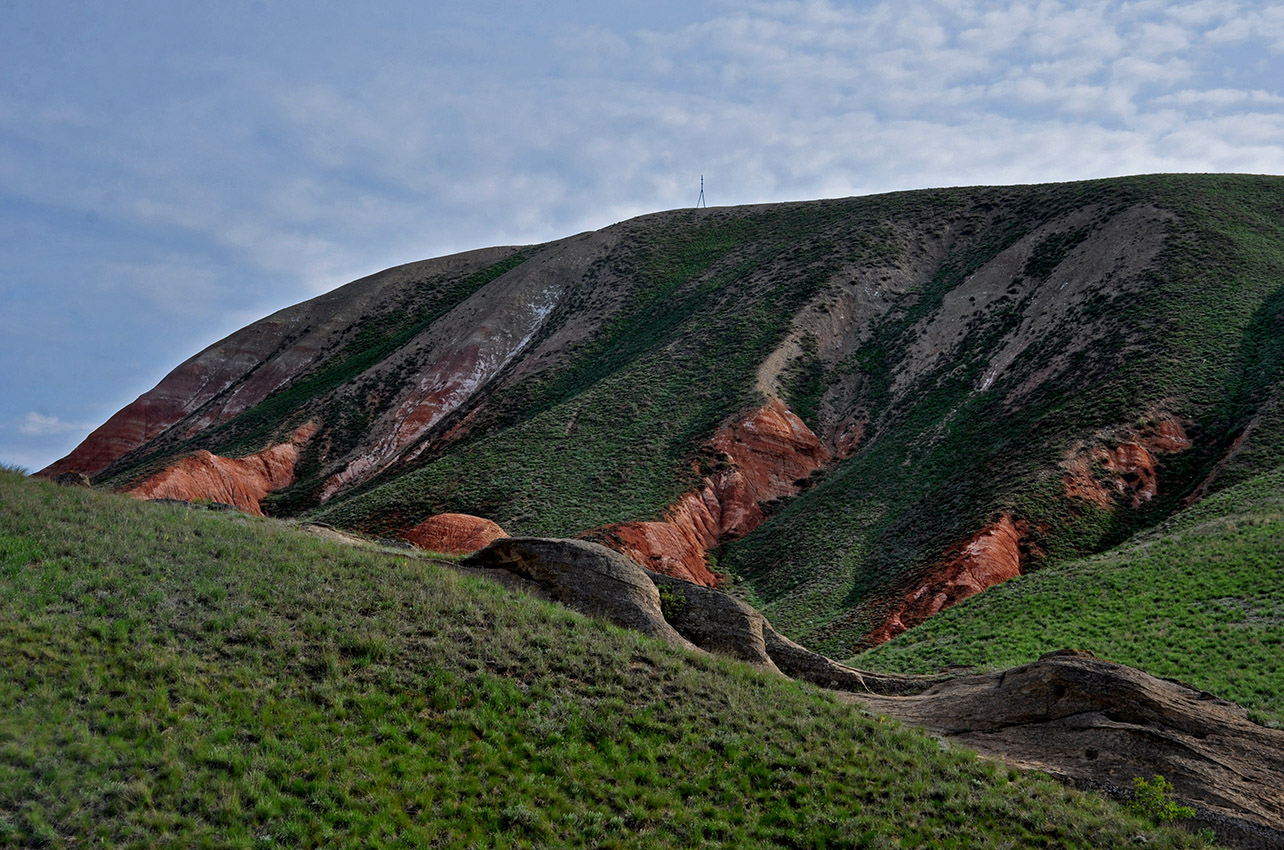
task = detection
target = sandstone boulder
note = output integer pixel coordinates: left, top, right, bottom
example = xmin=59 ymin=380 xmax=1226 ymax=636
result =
xmin=463 ymin=538 xmax=696 ymax=651
xmin=646 ymin=571 xmax=780 ymax=671
xmin=852 ymin=650 xmax=1284 ymax=848
xmin=405 ymin=513 xmax=508 ymax=555
xmin=646 ymin=570 xmax=938 ymax=693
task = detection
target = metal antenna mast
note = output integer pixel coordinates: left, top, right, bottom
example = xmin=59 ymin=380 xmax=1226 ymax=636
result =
xmin=696 ymin=175 xmax=706 ymax=208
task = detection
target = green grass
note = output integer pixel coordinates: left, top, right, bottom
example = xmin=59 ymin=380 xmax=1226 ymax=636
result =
xmin=721 ymin=173 xmax=1284 ymax=655
xmin=856 ymin=464 xmax=1284 ymax=727
xmin=0 ymin=470 xmax=1217 ymax=848
xmin=68 ymin=175 xmax=1284 ymax=674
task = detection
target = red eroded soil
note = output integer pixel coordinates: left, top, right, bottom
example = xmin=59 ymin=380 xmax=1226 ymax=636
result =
xmin=404 ymin=513 xmax=508 ymax=555
xmin=867 ymin=514 xmax=1026 ymax=645
xmin=1063 ymin=415 xmax=1191 ymax=508
xmin=586 ymin=399 xmax=831 ymax=585
xmin=123 ymin=425 xmax=315 ymax=516
xmin=38 ymin=361 xmax=231 ymax=480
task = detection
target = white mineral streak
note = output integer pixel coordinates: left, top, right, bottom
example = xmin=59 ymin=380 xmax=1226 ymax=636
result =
xmin=319 ymin=283 xmax=562 ymax=501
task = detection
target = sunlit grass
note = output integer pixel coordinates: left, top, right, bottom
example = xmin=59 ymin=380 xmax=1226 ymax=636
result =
xmin=859 ymin=465 xmax=1284 ymax=727
xmin=0 ymin=470 xmax=1216 ymax=848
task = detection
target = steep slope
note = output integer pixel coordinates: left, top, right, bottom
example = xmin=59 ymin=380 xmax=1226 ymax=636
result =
xmin=42 ymin=174 xmax=1284 ymax=658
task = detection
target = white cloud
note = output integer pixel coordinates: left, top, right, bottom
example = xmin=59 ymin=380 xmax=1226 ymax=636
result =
xmin=4 ymin=0 xmax=1284 ymax=479
xmin=16 ymin=412 xmax=94 ymax=437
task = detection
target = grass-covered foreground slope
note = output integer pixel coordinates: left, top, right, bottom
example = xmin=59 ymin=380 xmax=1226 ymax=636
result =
xmin=0 ymin=470 xmax=1213 ymax=849
xmin=857 ymin=464 xmax=1284 ymax=728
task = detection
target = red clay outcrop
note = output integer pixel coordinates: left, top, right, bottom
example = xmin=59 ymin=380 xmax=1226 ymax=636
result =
xmin=1063 ymin=415 xmax=1191 ymax=508
xmin=867 ymin=513 xmax=1027 ymax=645
xmin=39 ymin=360 xmax=238 ymax=480
xmin=404 ymin=513 xmax=508 ymax=555
xmin=123 ymin=424 xmax=315 ymax=516
xmin=586 ymin=399 xmax=831 ymax=586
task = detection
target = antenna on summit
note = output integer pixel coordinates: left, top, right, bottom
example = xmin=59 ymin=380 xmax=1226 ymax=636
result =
xmin=696 ymin=175 xmax=706 ymax=209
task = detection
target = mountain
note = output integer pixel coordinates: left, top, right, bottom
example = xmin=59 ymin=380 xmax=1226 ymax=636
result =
xmin=41 ymin=173 xmax=1284 ymax=658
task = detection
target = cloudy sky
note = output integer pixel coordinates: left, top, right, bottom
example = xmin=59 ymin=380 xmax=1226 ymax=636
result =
xmin=3 ymin=0 xmax=1283 ymax=471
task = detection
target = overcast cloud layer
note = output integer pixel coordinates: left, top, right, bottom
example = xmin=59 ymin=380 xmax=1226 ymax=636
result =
xmin=3 ymin=0 xmax=1283 ymax=471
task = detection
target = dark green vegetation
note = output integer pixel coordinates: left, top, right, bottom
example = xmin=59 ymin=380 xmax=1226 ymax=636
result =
xmin=857 ymin=463 xmax=1284 ymax=728
xmin=62 ymin=174 xmax=1284 ymax=667
xmin=724 ymin=175 xmax=1284 ymax=655
xmin=0 ymin=470 xmax=1216 ymax=848
xmin=313 ymin=201 xmax=912 ymax=535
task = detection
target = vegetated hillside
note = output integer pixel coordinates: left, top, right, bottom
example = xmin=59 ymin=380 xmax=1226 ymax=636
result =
xmin=0 ymin=470 xmax=1214 ymax=849
xmin=857 ymin=460 xmax=1284 ymax=728
xmin=41 ymin=174 xmax=1284 ymax=659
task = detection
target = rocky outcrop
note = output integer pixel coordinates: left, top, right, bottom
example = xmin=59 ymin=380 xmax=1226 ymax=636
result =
xmin=404 ymin=513 xmax=508 ymax=555
xmin=867 ymin=513 xmax=1027 ymax=645
xmin=1063 ymin=414 xmax=1192 ymax=508
xmin=852 ymin=650 xmax=1284 ymax=849
xmin=586 ymin=399 xmax=830 ymax=586
xmin=465 ymin=537 xmax=937 ymax=694
xmin=647 ymin=571 xmax=781 ymax=671
xmin=123 ymin=424 xmax=314 ymax=516
xmin=463 ymin=538 xmax=697 ymax=650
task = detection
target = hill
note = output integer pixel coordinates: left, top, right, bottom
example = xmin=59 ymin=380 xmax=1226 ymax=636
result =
xmin=39 ymin=174 xmax=1284 ymax=660
xmin=857 ymin=460 xmax=1284 ymax=728
xmin=0 ymin=469 xmax=1214 ymax=848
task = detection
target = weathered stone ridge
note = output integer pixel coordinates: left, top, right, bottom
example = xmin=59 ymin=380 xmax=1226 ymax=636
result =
xmin=853 ymin=650 xmax=1284 ymax=848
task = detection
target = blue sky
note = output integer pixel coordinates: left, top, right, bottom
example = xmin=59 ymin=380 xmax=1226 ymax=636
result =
xmin=3 ymin=0 xmax=1283 ymax=472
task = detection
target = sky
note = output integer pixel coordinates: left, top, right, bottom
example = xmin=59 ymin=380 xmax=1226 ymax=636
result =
xmin=3 ymin=0 xmax=1283 ymax=472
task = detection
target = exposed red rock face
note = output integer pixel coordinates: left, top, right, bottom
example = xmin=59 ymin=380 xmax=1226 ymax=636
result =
xmin=37 ymin=319 xmax=320 ymax=480
xmin=867 ymin=514 xmax=1026 ymax=646
xmin=39 ymin=360 xmax=239 ymax=480
xmin=1063 ymin=415 xmax=1192 ymax=508
xmin=404 ymin=513 xmax=508 ymax=555
xmin=586 ymin=399 xmax=831 ymax=586
xmin=123 ymin=424 xmax=315 ymax=516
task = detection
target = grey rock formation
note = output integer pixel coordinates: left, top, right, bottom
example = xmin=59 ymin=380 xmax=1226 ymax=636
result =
xmin=853 ymin=650 xmax=1284 ymax=848
xmin=463 ymin=538 xmax=697 ymax=651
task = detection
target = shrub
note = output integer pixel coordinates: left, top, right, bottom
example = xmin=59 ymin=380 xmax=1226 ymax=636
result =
xmin=1127 ymin=775 xmax=1196 ymax=824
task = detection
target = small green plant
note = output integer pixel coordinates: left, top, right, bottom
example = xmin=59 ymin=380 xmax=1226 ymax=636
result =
xmin=1127 ymin=775 xmax=1196 ymax=824
xmin=657 ymin=583 xmax=688 ymax=619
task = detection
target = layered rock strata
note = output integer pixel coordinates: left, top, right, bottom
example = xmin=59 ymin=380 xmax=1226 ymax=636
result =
xmin=586 ymin=399 xmax=830 ymax=585
xmin=123 ymin=424 xmax=315 ymax=516
xmin=868 ymin=513 xmax=1027 ymax=645
xmin=852 ymin=650 xmax=1284 ymax=849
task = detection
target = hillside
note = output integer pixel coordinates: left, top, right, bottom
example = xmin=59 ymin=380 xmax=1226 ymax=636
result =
xmin=40 ymin=174 xmax=1284 ymax=659
xmin=0 ymin=470 xmax=1216 ymax=848
xmin=858 ymin=460 xmax=1284 ymax=727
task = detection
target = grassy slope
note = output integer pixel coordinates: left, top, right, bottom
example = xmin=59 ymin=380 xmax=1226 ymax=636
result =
xmin=309 ymin=198 xmax=934 ymax=537
xmin=856 ymin=463 xmax=1284 ymax=728
xmin=77 ymin=175 xmax=1284 ymax=669
xmin=0 ymin=470 xmax=1213 ymax=849
xmin=722 ymin=174 xmax=1284 ymax=655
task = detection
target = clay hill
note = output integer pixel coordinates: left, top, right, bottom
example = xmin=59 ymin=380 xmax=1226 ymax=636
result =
xmin=42 ymin=174 xmax=1284 ymax=659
